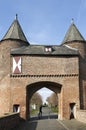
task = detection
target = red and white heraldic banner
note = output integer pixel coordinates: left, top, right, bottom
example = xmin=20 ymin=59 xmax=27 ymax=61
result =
xmin=13 ymin=57 xmax=21 ymax=74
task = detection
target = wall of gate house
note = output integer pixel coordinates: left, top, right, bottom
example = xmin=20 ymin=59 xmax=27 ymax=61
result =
xmin=0 ymin=39 xmax=80 ymax=120
xmin=10 ymin=55 xmax=80 ymax=119
xmin=0 ymin=40 xmax=26 ymax=116
xmin=64 ymin=41 xmax=86 ymax=109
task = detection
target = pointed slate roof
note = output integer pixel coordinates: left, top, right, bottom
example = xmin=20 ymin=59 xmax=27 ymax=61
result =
xmin=2 ymin=15 xmax=29 ymax=45
xmin=62 ymin=22 xmax=85 ymax=44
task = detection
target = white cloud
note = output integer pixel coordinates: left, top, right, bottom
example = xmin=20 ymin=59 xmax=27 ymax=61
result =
xmin=37 ymin=88 xmax=53 ymax=103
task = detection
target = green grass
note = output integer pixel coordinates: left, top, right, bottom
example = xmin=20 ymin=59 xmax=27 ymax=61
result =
xmin=30 ymin=109 xmax=38 ymax=116
xmin=51 ymin=106 xmax=58 ymax=113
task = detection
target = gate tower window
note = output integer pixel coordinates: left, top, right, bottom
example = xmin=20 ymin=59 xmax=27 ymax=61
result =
xmin=45 ymin=46 xmax=52 ymax=52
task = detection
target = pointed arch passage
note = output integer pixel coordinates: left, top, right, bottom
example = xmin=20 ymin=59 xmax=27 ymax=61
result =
xmin=26 ymin=81 xmax=62 ymax=119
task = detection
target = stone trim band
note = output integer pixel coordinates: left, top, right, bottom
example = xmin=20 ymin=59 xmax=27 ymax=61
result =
xmin=10 ymin=74 xmax=78 ymax=78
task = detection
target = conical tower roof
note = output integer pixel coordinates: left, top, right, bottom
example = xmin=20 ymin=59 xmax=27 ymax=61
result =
xmin=2 ymin=15 xmax=29 ymax=45
xmin=62 ymin=22 xmax=85 ymax=44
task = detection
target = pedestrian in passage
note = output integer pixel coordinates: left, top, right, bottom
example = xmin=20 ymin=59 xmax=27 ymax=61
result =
xmin=38 ymin=105 xmax=42 ymax=118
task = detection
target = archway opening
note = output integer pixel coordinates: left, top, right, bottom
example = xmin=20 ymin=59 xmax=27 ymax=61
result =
xmin=30 ymin=87 xmax=58 ymax=118
xmin=26 ymin=81 xmax=62 ymax=120
xmin=37 ymin=87 xmax=54 ymax=104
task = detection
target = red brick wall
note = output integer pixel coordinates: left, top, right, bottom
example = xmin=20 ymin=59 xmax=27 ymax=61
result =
xmin=64 ymin=41 xmax=86 ymax=109
xmin=0 ymin=40 xmax=27 ymax=116
xmin=10 ymin=55 xmax=79 ymax=119
xmin=0 ymin=39 xmax=80 ymax=120
xmin=21 ymin=56 xmax=79 ymax=75
xmin=76 ymin=110 xmax=86 ymax=123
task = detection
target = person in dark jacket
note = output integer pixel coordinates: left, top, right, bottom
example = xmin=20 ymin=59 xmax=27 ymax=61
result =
xmin=38 ymin=105 xmax=42 ymax=118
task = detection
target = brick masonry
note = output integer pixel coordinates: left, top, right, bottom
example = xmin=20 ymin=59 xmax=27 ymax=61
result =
xmin=0 ymin=36 xmax=86 ymax=122
xmin=10 ymin=52 xmax=80 ymax=119
xmin=76 ymin=110 xmax=86 ymax=123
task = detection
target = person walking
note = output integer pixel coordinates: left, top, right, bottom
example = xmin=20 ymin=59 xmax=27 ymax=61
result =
xmin=38 ymin=105 xmax=42 ymax=118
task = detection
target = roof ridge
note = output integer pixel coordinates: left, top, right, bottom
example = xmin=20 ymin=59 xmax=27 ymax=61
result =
xmin=64 ymin=44 xmax=78 ymax=51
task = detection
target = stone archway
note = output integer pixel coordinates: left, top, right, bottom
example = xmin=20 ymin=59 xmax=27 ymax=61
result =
xmin=26 ymin=81 xmax=62 ymax=119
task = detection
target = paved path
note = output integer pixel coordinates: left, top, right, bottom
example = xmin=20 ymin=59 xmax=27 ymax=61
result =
xmin=12 ymin=107 xmax=86 ymax=130
xmin=13 ymin=119 xmax=86 ymax=130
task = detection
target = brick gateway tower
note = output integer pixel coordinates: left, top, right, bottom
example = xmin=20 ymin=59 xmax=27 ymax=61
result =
xmin=0 ymin=17 xmax=86 ymax=120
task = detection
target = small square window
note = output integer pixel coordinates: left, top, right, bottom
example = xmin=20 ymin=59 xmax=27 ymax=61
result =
xmin=45 ymin=47 xmax=52 ymax=52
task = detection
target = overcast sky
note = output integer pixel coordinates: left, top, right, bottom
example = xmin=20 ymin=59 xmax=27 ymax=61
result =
xmin=38 ymin=88 xmax=53 ymax=103
xmin=0 ymin=0 xmax=86 ymax=45
xmin=1 ymin=0 xmax=86 ymax=101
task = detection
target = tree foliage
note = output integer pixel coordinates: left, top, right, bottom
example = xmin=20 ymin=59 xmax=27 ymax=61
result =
xmin=46 ymin=93 xmax=58 ymax=107
xmin=30 ymin=92 xmax=43 ymax=106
